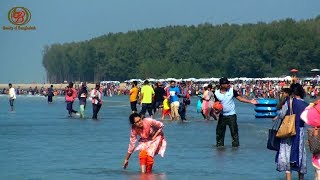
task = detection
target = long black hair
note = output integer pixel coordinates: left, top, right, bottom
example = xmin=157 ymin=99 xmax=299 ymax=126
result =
xmin=290 ymin=83 xmax=305 ymax=99
xmin=129 ymin=113 xmax=141 ymax=125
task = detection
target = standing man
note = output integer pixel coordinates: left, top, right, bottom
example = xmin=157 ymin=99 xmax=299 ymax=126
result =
xmin=168 ymin=81 xmax=181 ymax=120
xmin=178 ymin=81 xmax=190 ymax=121
xmin=78 ymin=82 xmax=88 ymax=119
xmin=153 ymin=82 xmax=166 ymax=115
xmin=91 ymin=83 xmax=102 ymax=120
xmin=8 ymin=83 xmax=16 ymax=111
xmin=129 ymin=81 xmax=139 ymax=113
xmin=214 ymin=77 xmax=257 ymax=148
xmin=65 ymin=82 xmax=78 ymax=117
xmin=139 ymin=80 xmax=155 ymax=118
xmin=47 ymin=85 xmax=54 ymax=104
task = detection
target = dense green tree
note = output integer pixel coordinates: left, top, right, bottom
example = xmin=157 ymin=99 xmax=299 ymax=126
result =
xmin=42 ymin=16 xmax=320 ymax=83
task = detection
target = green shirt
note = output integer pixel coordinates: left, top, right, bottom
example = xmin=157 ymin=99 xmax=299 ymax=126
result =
xmin=141 ymin=85 xmax=155 ymax=103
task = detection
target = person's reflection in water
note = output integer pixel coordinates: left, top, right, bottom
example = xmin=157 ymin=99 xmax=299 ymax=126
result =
xmin=124 ymin=173 xmax=167 ymax=180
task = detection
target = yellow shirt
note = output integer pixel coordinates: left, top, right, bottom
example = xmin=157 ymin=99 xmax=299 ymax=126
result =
xmin=163 ymin=99 xmax=170 ymax=110
xmin=129 ymin=87 xmax=139 ymax=102
xmin=141 ymin=85 xmax=154 ymax=104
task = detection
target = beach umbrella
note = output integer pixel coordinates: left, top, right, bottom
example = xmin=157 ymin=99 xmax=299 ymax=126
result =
xmin=290 ymin=68 xmax=298 ymax=73
xmin=311 ymin=69 xmax=320 ymax=72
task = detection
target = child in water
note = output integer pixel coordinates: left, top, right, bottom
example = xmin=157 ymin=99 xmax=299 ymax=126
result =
xmin=162 ymin=96 xmax=172 ymax=120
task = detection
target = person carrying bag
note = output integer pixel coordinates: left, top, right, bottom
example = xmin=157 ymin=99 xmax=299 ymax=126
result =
xmin=274 ymin=83 xmax=308 ymax=180
xmin=301 ymin=99 xmax=320 ymax=179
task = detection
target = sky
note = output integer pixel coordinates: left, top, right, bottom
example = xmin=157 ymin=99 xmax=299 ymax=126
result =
xmin=0 ymin=0 xmax=320 ymax=84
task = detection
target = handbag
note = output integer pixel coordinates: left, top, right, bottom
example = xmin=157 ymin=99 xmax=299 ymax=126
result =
xmin=276 ymin=98 xmax=296 ymax=138
xmin=307 ymin=127 xmax=320 ymax=154
xmin=267 ymin=118 xmax=282 ymax=151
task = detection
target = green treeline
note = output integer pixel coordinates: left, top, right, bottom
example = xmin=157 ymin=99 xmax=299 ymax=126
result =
xmin=42 ymin=16 xmax=320 ymax=83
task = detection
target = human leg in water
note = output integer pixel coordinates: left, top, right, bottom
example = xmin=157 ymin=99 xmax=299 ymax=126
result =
xmin=79 ymin=104 xmax=85 ymax=118
xmin=139 ymin=150 xmax=154 ymax=173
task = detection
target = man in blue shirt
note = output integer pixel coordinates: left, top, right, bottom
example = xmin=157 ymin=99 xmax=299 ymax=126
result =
xmin=168 ymin=81 xmax=181 ymax=120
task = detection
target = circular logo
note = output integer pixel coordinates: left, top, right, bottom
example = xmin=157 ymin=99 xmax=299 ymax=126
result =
xmin=8 ymin=7 xmax=31 ymax=25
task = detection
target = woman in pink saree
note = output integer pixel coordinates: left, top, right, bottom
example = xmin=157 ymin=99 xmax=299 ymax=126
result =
xmin=301 ymin=100 xmax=320 ymax=179
xmin=123 ymin=113 xmax=167 ymax=173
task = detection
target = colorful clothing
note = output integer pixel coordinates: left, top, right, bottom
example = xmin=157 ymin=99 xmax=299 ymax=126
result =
xmin=65 ymin=88 xmax=77 ymax=102
xmin=276 ymin=127 xmax=307 ymax=173
xmin=202 ymin=90 xmax=215 ymax=117
xmin=168 ymin=86 xmax=180 ymax=103
xmin=141 ymin=85 xmax=154 ymax=104
xmin=130 ymin=87 xmax=139 ymax=102
xmin=91 ymin=89 xmax=102 ymax=105
xmin=127 ymin=118 xmax=166 ymax=157
xmin=276 ymin=98 xmax=308 ymax=173
xmin=163 ymin=99 xmax=170 ymax=110
xmin=139 ymin=150 xmax=154 ymax=173
xmin=301 ymin=104 xmax=320 ymax=170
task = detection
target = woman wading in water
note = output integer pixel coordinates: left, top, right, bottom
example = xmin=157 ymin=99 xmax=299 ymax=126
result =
xmin=123 ymin=113 xmax=166 ymax=173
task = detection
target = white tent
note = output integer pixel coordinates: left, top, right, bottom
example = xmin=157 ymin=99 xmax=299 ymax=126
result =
xmin=124 ymin=79 xmax=143 ymax=83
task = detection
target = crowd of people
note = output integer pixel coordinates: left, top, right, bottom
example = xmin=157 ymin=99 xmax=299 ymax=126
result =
xmin=4 ymin=78 xmax=320 ymax=178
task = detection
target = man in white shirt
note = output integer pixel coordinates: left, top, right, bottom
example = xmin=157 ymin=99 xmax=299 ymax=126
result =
xmin=214 ymin=78 xmax=257 ymax=148
xmin=8 ymin=83 xmax=16 ymax=111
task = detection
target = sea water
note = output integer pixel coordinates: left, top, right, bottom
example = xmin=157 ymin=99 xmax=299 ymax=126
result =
xmin=0 ymin=95 xmax=315 ymax=179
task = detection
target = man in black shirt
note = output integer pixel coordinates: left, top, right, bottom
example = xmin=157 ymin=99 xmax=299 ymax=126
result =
xmin=153 ymin=82 xmax=166 ymax=115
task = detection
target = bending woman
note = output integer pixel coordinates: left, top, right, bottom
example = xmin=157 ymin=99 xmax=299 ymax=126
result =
xmin=123 ymin=113 xmax=167 ymax=173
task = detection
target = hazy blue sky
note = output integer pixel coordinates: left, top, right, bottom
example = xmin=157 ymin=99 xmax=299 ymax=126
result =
xmin=1 ymin=0 xmax=319 ymax=83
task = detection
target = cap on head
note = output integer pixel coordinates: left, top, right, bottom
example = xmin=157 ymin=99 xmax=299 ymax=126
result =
xmin=219 ymin=77 xmax=230 ymax=84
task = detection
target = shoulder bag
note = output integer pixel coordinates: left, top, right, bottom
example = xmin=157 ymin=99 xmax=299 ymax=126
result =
xmin=267 ymin=117 xmax=282 ymax=151
xmin=276 ymin=98 xmax=296 ymax=138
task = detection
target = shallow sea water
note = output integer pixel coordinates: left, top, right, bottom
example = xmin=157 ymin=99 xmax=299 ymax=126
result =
xmin=0 ymin=95 xmax=315 ymax=180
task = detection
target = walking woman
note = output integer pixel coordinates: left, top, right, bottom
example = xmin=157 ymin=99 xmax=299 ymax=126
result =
xmin=78 ymin=82 xmax=88 ymax=119
xmin=275 ymin=83 xmax=308 ymax=180
xmin=90 ymin=83 xmax=102 ymax=120
xmin=123 ymin=113 xmax=166 ymax=173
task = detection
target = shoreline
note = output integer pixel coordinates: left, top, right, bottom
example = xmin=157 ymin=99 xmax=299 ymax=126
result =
xmin=0 ymin=83 xmax=127 ymax=90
